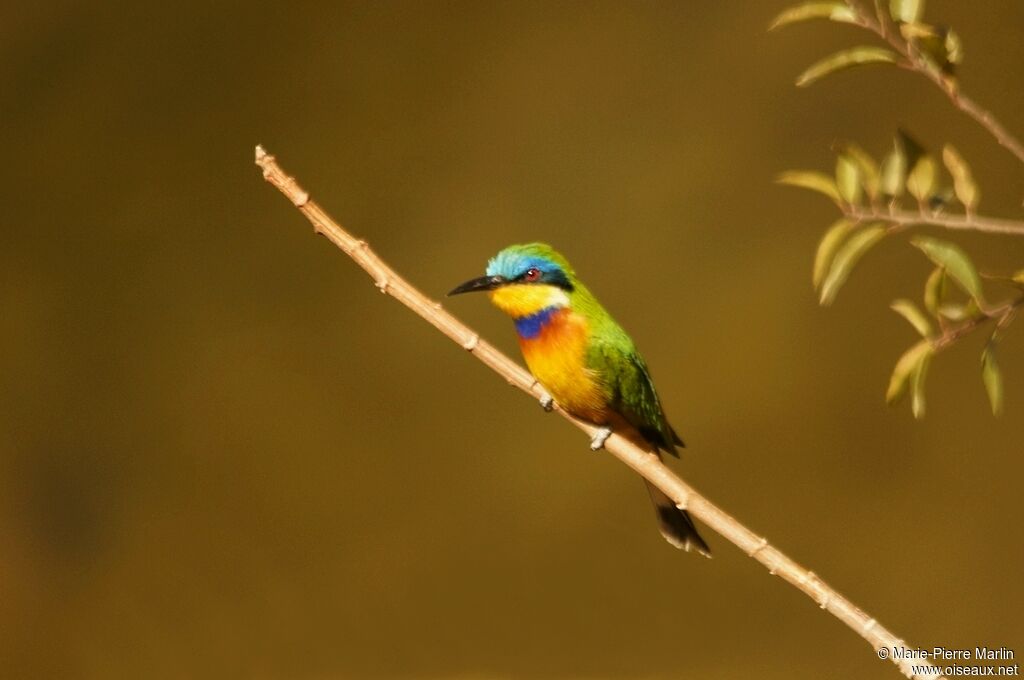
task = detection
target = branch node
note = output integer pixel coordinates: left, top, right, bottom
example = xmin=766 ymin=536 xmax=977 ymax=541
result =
xmin=374 ymin=278 xmax=390 ymax=294
xmin=747 ymin=537 xmax=769 ymax=557
xmin=462 ymin=334 xmax=480 ymax=351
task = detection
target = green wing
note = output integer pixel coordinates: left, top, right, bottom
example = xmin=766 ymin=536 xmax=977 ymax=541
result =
xmin=586 ymin=330 xmax=683 ymax=456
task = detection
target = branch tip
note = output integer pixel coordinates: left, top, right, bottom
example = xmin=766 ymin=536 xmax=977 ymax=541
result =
xmin=846 ymin=3 xmax=1024 ymax=165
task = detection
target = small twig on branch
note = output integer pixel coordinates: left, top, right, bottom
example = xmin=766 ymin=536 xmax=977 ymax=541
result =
xmin=849 ymin=1 xmax=1024 ymax=165
xmin=845 ymin=206 xmax=1024 ymax=237
xmin=932 ymin=296 xmax=1024 ymax=353
xmin=255 ymin=145 xmax=947 ymax=680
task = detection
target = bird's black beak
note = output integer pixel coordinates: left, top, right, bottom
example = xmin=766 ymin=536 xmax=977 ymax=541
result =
xmin=447 ymin=275 xmax=507 ymax=296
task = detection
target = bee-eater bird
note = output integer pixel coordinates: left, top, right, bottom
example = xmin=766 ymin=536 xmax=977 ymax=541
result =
xmin=449 ymin=243 xmax=710 ymax=556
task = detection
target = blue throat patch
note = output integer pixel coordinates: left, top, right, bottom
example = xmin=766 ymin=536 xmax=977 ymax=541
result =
xmin=514 ymin=306 xmax=559 ymax=340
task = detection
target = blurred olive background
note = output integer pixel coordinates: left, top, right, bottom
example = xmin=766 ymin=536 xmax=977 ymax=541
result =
xmin=3 ymin=1 xmax=1023 ymax=678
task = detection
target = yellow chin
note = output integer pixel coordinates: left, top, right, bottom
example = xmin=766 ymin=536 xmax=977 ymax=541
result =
xmin=489 ymin=284 xmax=569 ymax=318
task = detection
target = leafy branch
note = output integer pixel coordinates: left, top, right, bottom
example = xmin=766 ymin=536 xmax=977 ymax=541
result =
xmin=845 ymin=207 xmax=1024 ymax=237
xmin=256 ymin=145 xmax=948 ymax=680
xmin=772 ymin=0 xmax=1024 ymax=163
xmin=851 ymin=0 xmax=1024 ymax=165
xmin=883 ymin=236 xmax=1024 ymax=417
xmin=772 ymin=0 xmax=1024 ymax=417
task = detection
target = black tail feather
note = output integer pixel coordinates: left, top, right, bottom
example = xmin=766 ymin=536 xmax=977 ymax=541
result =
xmin=645 ymin=481 xmax=711 ymax=557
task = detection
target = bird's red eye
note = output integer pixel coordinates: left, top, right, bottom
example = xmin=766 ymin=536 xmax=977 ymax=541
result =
xmin=524 ymin=268 xmax=541 ymax=282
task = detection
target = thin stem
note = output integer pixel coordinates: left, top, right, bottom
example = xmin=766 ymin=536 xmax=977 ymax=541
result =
xmin=845 ymin=206 xmax=1024 ymax=237
xmin=872 ymin=0 xmax=886 ymax=38
xmin=256 ymin=145 xmax=948 ymax=680
xmin=849 ymin=1 xmax=1024 ymax=165
xmin=932 ymin=296 xmax=1024 ymax=353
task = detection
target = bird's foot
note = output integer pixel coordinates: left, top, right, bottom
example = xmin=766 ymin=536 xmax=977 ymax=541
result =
xmin=538 ymin=393 xmax=554 ymax=412
xmin=589 ymin=427 xmax=612 ymax=451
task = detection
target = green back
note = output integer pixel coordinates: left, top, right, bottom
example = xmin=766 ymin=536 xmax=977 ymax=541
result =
xmin=572 ymin=279 xmax=683 ymax=456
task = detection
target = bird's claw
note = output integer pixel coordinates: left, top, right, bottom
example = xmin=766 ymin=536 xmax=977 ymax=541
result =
xmin=589 ymin=427 xmax=612 ymax=451
xmin=539 ymin=394 xmax=554 ymax=412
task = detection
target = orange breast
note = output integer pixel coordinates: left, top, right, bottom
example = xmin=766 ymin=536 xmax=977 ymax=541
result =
xmin=519 ymin=309 xmax=609 ymax=422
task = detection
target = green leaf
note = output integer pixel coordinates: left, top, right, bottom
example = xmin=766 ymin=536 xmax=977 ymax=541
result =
xmin=819 ymin=224 xmax=887 ymax=306
xmin=886 ymin=339 xmax=932 ymax=405
xmin=879 ymin=147 xmax=907 ymax=198
xmin=880 ymin=130 xmax=925 ymax=198
xmin=835 ymin=153 xmax=863 ymax=205
xmin=981 ymin=344 xmax=1004 ymax=416
xmin=923 ymin=267 xmax=946 ymax=316
xmin=944 ymin=27 xmax=963 ymax=66
xmin=891 ymin=299 xmax=935 ymax=337
xmin=910 ymin=347 xmax=932 ymax=419
xmin=776 ymin=170 xmax=842 ymax=203
xmin=924 ymin=268 xmax=980 ymax=323
xmin=769 ymin=2 xmax=857 ymax=29
xmin=911 ymin=236 xmax=986 ymax=306
xmin=813 ymin=218 xmax=856 ymax=288
xmin=937 ymin=301 xmax=978 ymax=322
xmin=906 ymin=155 xmax=937 ymax=203
xmin=796 ymin=46 xmax=899 ymax=87
xmin=836 ymin=142 xmax=880 ymax=200
xmin=890 ymin=0 xmax=924 ymax=23
xmin=942 ymin=144 xmax=979 ymax=211
xmin=901 ymin=23 xmax=962 ymax=74
xmin=899 ymin=22 xmax=934 ymax=38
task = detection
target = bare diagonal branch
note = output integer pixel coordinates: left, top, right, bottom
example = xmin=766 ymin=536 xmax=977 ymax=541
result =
xmin=255 ymin=145 xmax=947 ymax=680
